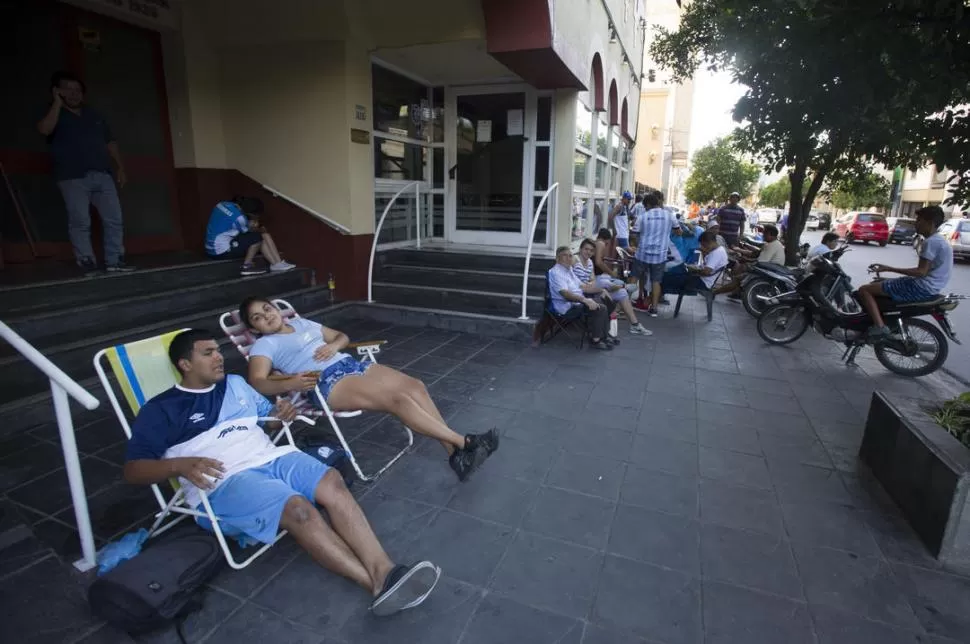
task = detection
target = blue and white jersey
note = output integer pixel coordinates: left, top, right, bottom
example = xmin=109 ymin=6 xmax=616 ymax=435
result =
xmin=572 ymin=257 xmax=593 ymax=283
xmin=126 ymin=375 xmax=296 ymax=507
xmin=205 ymin=201 xmax=249 ymax=256
xmin=636 ymin=207 xmax=677 ymax=264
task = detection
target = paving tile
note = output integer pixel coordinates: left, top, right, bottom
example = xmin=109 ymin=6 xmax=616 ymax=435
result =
xmin=446 ymin=471 xmax=539 ymax=526
xmin=580 ymin=623 xmax=656 ymax=644
xmin=629 ymin=434 xmax=698 ymax=476
xmin=372 ymin=454 xmax=459 ymax=507
xmin=447 ymin=403 xmax=517 ymax=435
xmin=824 ymin=443 xmax=862 ymax=473
xmin=356 ymin=491 xmax=439 ymax=555
xmin=698 ymin=423 xmax=762 ymax=456
xmin=891 ymin=562 xmax=970 ymax=641
xmin=573 ymin=407 xmax=642 ymax=432
xmin=545 ymin=451 xmax=625 ymax=500
xmin=563 ymin=425 xmax=636 ymax=460
xmin=428 ymin=342 xmax=485 ymax=361
xmin=0 ymin=442 xmax=65 ymax=491
xmin=640 ymin=392 xmax=697 ymax=419
xmin=404 ymin=509 xmax=512 ymax=586
xmin=125 ymin=586 xmax=243 ymax=644
xmin=210 ymin=536 xmax=301 ymax=599
xmin=809 ymin=418 xmax=865 ymax=448
xmin=693 ymin=356 xmax=740 ymax=375
xmin=811 ymin=603 xmax=937 ymax=644
xmin=461 ymin=594 xmax=584 ymax=644
xmin=697 ymin=387 xmax=750 ymax=408
xmin=795 ymin=545 xmax=922 ymax=630
xmin=449 ymin=362 xmax=505 ymax=384
xmin=591 ymin=554 xmax=701 ymax=644
xmin=699 ymin=479 xmax=785 ymax=537
xmin=759 ymin=431 xmax=834 ymax=469
xmin=475 ymin=435 xmax=556 ymax=483
xmin=7 ymin=457 xmax=120 ymax=516
xmin=619 ymin=466 xmax=698 ymax=518
xmin=699 ymin=446 xmax=772 ymax=490
xmin=204 ymin=602 xmax=324 ymax=643
xmin=608 ymin=505 xmax=700 ymax=575
xmin=769 ymin=462 xmax=854 ymax=505
xmin=528 ymin=390 xmax=593 ymax=420
xmin=521 ymin=487 xmax=615 ymax=549
xmin=473 ymin=384 xmax=535 ymax=410
xmin=636 ymin=412 xmax=698 ymax=443
xmin=54 ymin=481 xmax=157 ymax=541
xmin=703 ymin=580 xmax=815 ymax=644
xmin=646 ymin=375 xmax=696 ymax=397
xmin=489 ymin=531 xmax=603 ymax=618
xmin=700 ymin=523 xmax=802 ymax=599
xmin=861 ymin=510 xmax=939 ymax=569
xmin=782 ymin=502 xmax=881 ymax=556
xmin=427 ymin=377 xmax=483 ymax=402
xmin=503 ymin=410 xmax=574 ymax=446
xmin=551 ymin=364 xmax=604 ymax=384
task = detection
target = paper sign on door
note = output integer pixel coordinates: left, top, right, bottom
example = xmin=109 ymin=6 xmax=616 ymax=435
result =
xmin=507 ymin=109 xmax=524 ymax=136
xmin=476 ymin=120 xmax=492 ymax=142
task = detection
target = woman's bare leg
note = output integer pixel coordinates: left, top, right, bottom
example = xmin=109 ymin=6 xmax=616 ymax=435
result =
xmin=260 ymin=232 xmax=283 ymax=264
xmin=617 ymin=296 xmax=640 ymax=326
xmin=243 ymin=242 xmax=261 ymax=265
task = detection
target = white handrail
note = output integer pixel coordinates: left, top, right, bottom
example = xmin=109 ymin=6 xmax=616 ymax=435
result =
xmin=0 ymin=320 xmax=100 ymax=572
xmin=520 ymin=182 xmax=560 ymax=320
xmin=262 ymin=183 xmax=352 ymax=234
xmin=368 ymin=181 xmax=420 ymax=303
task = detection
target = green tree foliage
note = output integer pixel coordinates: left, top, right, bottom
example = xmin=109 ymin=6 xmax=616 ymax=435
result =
xmin=829 ymin=171 xmax=892 ymax=210
xmin=650 ymin=0 xmax=970 ymax=262
xmin=758 ymin=176 xmax=791 ymax=209
xmin=683 ymin=137 xmax=760 ymax=204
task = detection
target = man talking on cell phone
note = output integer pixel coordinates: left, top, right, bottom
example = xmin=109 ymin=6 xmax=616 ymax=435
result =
xmin=37 ymin=71 xmax=134 ymax=276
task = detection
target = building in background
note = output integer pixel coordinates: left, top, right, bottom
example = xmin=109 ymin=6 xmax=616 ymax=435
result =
xmin=895 ymin=165 xmax=963 ymax=218
xmin=632 ymin=0 xmax=693 ymax=204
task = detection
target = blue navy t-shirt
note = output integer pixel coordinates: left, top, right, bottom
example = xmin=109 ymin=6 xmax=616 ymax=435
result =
xmin=127 ymin=375 xmax=296 ymax=506
xmin=47 ymin=106 xmax=114 ymax=181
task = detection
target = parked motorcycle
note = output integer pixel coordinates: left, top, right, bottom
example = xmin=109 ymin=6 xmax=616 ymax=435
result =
xmin=756 ymin=249 xmax=965 ymax=377
xmin=740 ymin=243 xmax=812 ymax=318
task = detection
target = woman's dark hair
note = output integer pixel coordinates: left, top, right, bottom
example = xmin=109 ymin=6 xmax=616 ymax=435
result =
xmin=822 ymin=232 xmax=840 ymax=244
xmin=51 ymin=70 xmax=85 ymax=92
xmin=238 ymin=296 xmax=272 ymax=329
xmin=168 ymin=329 xmax=216 ymax=374
xmin=596 ymin=228 xmax=613 ymax=241
xmin=580 ymin=238 xmax=596 ymax=250
xmin=915 ymin=205 xmax=945 ymax=228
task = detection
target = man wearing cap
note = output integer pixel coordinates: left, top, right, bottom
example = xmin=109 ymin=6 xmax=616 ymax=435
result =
xmin=717 ymin=192 xmax=747 ymax=247
xmin=609 ymin=191 xmax=634 ymax=251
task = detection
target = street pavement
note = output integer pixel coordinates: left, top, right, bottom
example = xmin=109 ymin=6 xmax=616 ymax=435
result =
xmin=799 ymin=230 xmax=970 ymax=386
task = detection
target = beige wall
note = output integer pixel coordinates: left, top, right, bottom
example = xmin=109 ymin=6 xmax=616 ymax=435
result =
xmin=633 ymin=89 xmax=670 ymax=189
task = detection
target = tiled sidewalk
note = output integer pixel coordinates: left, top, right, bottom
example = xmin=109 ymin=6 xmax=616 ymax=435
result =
xmin=2 ymin=297 xmax=970 ymax=643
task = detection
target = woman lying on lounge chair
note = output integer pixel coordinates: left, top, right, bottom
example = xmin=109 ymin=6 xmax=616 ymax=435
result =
xmin=238 ymin=297 xmax=498 ymax=481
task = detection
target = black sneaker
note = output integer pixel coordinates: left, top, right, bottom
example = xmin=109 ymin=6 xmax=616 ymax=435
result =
xmin=590 ymin=339 xmax=613 ymax=351
xmin=606 ymin=335 xmax=621 ymax=346
xmin=449 ymin=443 xmax=488 ymax=482
xmin=78 ymin=257 xmax=100 ymax=277
xmin=465 ymin=428 xmax=500 ymax=456
xmin=106 ymin=258 xmax=136 ymax=272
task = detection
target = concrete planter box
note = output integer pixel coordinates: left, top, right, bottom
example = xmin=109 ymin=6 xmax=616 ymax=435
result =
xmin=860 ymin=392 xmax=970 ymax=573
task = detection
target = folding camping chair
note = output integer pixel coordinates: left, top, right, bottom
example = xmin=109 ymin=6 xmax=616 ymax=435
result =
xmin=534 ymin=277 xmax=588 ymax=348
xmin=219 ymin=298 xmax=413 ymax=483
xmin=93 ymin=330 xmax=311 ymax=570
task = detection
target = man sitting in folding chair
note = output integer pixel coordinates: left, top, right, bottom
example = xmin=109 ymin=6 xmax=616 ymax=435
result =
xmin=238 ymin=297 xmax=499 ymax=482
xmin=122 ymin=329 xmax=441 ymax=617
xmin=548 ymin=245 xmax=615 ymax=350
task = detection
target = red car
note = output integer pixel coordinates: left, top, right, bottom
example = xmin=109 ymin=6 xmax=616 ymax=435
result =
xmin=834 ymin=211 xmax=889 ymax=246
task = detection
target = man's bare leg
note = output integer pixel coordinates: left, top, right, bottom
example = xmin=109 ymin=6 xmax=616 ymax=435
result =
xmin=651 ymin=280 xmax=663 ymax=308
xmin=858 ymin=282 xmax=887 ymax=329
xmin=260 ymin=233 xmax=283 ymax=265
xmin=243 ymin=243 xmax=261 ymax=265
xmin=617 ymin=296 xmax=641 ymax=326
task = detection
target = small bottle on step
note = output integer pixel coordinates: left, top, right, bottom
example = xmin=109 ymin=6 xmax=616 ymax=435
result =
xmin=327 ymin=272 xmax=335 ymax=301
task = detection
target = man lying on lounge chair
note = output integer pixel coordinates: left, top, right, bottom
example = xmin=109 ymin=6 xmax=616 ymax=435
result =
xmin=238 ymin=296 xmax=499 ymax=481
xmin=122 ymin=329 xmax=440 ymax=617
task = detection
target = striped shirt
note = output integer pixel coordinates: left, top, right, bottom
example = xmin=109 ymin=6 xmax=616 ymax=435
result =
xmin=635 ymin=207 xmax=677 ymax=264
xmin=548 ymin=263 xmax=583 ymax=314
xmin=717 ymin=204 xmax=746 ymax=246
xmin=572 ymin=257 xmax=593 ymax=284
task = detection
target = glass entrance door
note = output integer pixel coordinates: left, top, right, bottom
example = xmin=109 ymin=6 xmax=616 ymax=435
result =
xmin=447 ymin=89 xmax=532 ymax=246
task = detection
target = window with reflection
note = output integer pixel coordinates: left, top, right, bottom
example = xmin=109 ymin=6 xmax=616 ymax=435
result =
xmin=575 ymin=100 xmax=593 ymax=150
xmin=372 ymin=64 xmax=430 ymax=141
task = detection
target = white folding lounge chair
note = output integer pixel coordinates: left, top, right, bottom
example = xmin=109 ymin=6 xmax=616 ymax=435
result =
xmin=218 ymin=298 xmax=413 ymax=482
xmin=93 ymin=329 xmax=311 ymax=570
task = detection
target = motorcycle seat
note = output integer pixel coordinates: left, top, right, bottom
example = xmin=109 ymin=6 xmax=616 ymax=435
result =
xmin=755 ymin=262 xmax=796 ymax=275
xmin=894 ymin=295 xmax=948 ymax=308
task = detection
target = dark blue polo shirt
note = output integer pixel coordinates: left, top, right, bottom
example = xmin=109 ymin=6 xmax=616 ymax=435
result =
xmin=46 ymin=106 xmax=114 ymax=181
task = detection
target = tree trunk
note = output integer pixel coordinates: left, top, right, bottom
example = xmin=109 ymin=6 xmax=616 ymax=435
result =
xmin=784 ymin=162 xmax=808 ymax=265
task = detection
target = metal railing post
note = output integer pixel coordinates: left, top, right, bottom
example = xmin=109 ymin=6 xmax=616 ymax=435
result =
xmin=520 ymin=182 xmax=560 ymax=320
xmin=368 ymin=181 xmax=419 ymax=303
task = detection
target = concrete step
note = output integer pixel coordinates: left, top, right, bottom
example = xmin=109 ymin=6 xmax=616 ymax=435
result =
xmin=0 ymin=284 xmax=335 ymax=421
xmin=376 ymin=263 xmax=547 ymax=296
xmin=1 ymin=269 xmax=313 ymax=354
xmin=0 ymin=258 xmax=243 ymax=316
xmin=377 ymin=248 xmax=555 ymax=274
xmin=372 ymin=282 xmax=543 ymax=319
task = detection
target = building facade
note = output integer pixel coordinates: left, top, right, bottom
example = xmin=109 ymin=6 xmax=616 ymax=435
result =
xmin=896 ymin=165 xmax=963 ymax=218
xmin=1 ymin=0 xmax=644 ymax=296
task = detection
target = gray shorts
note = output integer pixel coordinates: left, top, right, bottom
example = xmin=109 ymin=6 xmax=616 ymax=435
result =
xmin=634 ymin=260 xmax=666 ymax=285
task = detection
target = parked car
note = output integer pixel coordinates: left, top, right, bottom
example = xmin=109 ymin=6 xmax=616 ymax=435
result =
xmin=939 ymin=217 xmax=970 ymax=262
xmin=834 ymin=211 xmax=889 ymax=246
xmin=812 ymin=210 xmax=832 ymax=230
xmin=756 ymin=208 xmax=780 ymax=224
xmin=887 ymin=217 xmax=918 ymax=245
xmin=806 ymin=213 xmax=820 ymax=230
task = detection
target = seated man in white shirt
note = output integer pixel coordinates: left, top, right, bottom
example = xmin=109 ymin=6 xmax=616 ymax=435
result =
xmin=548 ymin=245 xmax=615 ymax=350
xmin=808 ymin=232 xmax=840 ymax=258
xmin=690 ymin=231 xmax=730 ymax=290
xmin=716 ymin=223 xmax=785 ymax=297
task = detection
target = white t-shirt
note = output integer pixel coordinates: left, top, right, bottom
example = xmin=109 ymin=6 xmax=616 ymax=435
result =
xmin=700 ymin=246 xmax=729 ymax=289
xmin=249 ymin=317 xmax=350 ymax=374
xmin=759 ymin=239 xmax=786 ymax=265
xmin=614 ymin=212 xmax=629 ymax=239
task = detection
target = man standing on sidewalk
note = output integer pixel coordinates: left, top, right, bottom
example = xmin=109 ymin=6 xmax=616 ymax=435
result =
xmin=633 ymin=191 xmax=680 ymax=317
xmin=37 ymin=71 xmax=133 ymax=275
xmin=717 ymin=192 xmax=747 ymax=247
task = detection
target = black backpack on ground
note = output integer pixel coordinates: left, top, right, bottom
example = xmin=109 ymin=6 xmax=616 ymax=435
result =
xmin=88 ymin=529 xmax=224 ymax=640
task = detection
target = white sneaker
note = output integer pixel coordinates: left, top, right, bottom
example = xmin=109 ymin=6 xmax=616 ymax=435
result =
xmin=629 ymin=324 xmax=653 ymax=336
xmin=270 ymin=261 xmax=296 ymax=272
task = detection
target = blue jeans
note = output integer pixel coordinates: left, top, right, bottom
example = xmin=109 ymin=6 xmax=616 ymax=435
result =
xmin=57 ymin=171 xmax=125 ymax=265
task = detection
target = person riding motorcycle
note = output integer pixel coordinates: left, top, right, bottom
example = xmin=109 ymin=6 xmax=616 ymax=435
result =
xmin=857 ymin=206 xmax=953 ymax=341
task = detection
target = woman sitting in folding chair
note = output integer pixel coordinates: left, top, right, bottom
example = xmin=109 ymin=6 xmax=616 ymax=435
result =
xmin=238 ymin=297 xmax=498 ymax=481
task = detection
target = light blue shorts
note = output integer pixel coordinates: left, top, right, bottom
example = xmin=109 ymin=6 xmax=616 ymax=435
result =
xmin=197 ymin=451 xmax=329 ymax=544
xmin=313 ymin=356 xmax=373 ymax=404
xmin=881 ymin=277 xmax=936 ymax=303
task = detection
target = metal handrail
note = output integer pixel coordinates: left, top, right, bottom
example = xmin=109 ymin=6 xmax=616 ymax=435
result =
xmin=368 ymin=181 xmax=421 ymax=303
xmin=520 ymin=182 xmax=560 ymax=320
xmin=262 ymin=183 xmax=352 ymax=234
xmin=0 ymin=320 xmax=99 ymax=571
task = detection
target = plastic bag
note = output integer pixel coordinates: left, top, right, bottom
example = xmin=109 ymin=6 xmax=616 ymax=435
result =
xmin=97 ymin=528 xmax=149 ymax=576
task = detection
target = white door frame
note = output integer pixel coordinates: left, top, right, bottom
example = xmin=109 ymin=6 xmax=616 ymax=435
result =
xmin=445 ymin=84 xmax=537 ymax=246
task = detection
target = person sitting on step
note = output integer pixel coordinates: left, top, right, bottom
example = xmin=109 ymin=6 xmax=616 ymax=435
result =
xmin=123 ymin=329 xmax=440 ymax=617
xmin=205 ymin=196 xmax=296 ymax=276
xmin=238 ymin=297 xmax=498 ymax=481
xmin=549 ymin=245 xmax=616 ymax=350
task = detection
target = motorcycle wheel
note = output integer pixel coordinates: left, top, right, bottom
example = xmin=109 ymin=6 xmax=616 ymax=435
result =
xmin=757 ymin=303 xmax=810 ymax=345
xmin=874 ymin=318 xmax=948 ymax=377
xmin=743 ymin=279 xmax=780 ymax=318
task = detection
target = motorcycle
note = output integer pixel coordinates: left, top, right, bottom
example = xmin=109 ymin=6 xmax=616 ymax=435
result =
xmin=756 ymin=249 xmax=965 ymax=377
xmin=740 ymin=243 xmax=812 ymax=318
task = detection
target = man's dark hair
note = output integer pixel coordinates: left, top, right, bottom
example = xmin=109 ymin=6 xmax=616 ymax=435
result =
xmin=51 ymin=71 xmax=85 ymax=93
xmin=169 ymin=329 xmax=217 ymax=374
xmin=596 ymin=227 xmax=613 ymax=241
xmin=580 ymin=238 xmax=596 ymax=250
xmin=232 ymin=196 xmax=264 ymax=215
xmin=915 ymin=205 xmax=945 ymax=228
xmin=634 ymin=194 xmax=643 ymax=204
xmin=762 ymin=224 xmax=779 ymax=238
xmin=238 ymin=296 xmax=271 ymax=329
xmin=643 ymin=193 xmax=660 ymax=209
xmin=822 ymin=232 xmax=839 ymax=244
xmin=699 ymin=231 xmax=717 ymax=245
xmin=653 ymin=190 xmax=665 ymax=204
